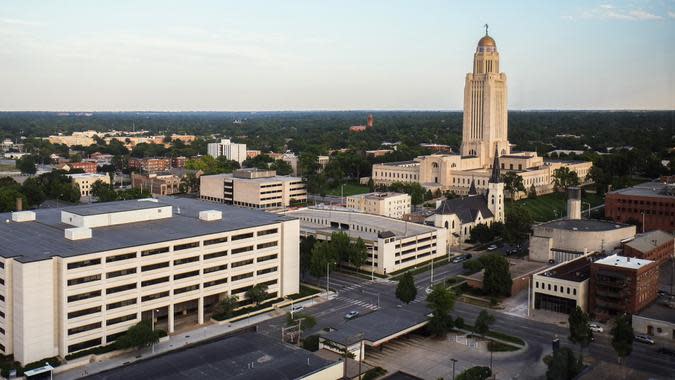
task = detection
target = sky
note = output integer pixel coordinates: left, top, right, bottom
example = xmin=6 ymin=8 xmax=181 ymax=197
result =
xmin=0 ymin=0 xmax=673 ymax=111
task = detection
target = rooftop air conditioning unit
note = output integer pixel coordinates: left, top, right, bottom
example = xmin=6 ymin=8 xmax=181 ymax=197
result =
xmin=65 ymin=227 xmax=92 ymax=240
xmin=11 ymin=211 xmax=36 ymax=222
xmin=199 ymin=210 xmax=222 ymax=221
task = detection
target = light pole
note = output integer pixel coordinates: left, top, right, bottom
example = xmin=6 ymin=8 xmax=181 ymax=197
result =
xmin=450 ymin=358 xmax=457 ymax=380
xmin=430 ymin=257 xmax=434 ymax=286
xmin=151 ymin=308 xmax=160 ymax=354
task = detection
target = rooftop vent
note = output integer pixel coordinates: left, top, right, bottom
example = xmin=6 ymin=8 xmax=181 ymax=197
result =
xmin=65 ymin=227 xmax=92 ymax=241
xmin=11 ymin=211 xmax=36 ymax=222
xmin=199 ymin=210 xmax=222 ymax=221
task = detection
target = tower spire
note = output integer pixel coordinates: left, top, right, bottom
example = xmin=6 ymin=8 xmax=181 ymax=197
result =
xmin=489 ymin=146 xmax=501 ymax=183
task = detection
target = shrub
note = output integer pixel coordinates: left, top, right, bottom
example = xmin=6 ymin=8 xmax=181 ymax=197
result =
xmin=302 ymin=335 xmax=320 ymax=352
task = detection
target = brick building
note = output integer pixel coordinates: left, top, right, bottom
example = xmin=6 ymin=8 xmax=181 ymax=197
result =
xmin=623 ymin=230 xmax=674 ymax=266
xmin=171 ymin=156 xmax=187 ymax=168
xmin=62 ymin=161 xmax=98 ymax=174
xmin=128 ymin=157 xmax=171 ymax=173
xmin=589 ymin=254 xmax=659 ymax=319
xmin=605 ymin=181 xmax=675 ymax=233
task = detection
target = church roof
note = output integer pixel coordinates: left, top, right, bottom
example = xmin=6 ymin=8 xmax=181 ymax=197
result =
xmin=434 ymin=195 xmax=494 ymax=223
xmin=489 ymin=147 xmax=501 ymax=183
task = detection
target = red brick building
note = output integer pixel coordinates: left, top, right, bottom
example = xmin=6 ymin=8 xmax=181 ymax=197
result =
xmin=171 ymin=156 xmax=187 ymax=168
xmin=623 ymin=230 xmax=674 ymax=266
xmin=66 ymin=161 xmax=97 ymax=173
xmin=128 ymin=157 xmax=171 ymax=173
xmin=605 ymin=181 xmax=675 ymax=233
xmin=589 ymin=254 xmax=659 ymax=320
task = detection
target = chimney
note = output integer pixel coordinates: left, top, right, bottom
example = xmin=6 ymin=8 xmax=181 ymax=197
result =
xmin=15 ymin=197 xmax=22 ymax=211
xmin=566 ymin=187 xmax=581 ymax=220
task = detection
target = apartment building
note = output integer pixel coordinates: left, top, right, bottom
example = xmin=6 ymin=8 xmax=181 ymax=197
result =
xmin=200 ymin=169 xmax=306 ymax=209
xmin=68 ymin=173 xmax=111 ymax=198
xmin=0 ymin=197 xmax=299 ymax=364
xmin=589 ymin=254 xmax=659 ymax=319
xmin=346 ymin=192 xmax=411 ymax=219
xmin=207 ymin=139 xmax=247 ymax=164
xmin=287 ymin=207 xmax=446 ymax=275
xmin=128 ymin=157 xmax=171 ymax=173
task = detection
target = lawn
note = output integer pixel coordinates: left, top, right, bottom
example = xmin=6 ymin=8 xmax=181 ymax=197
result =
xmin=506 ymin=191 xmax=604 ymax=223
xmin=325 ymin=183 xmax=371 ymax=196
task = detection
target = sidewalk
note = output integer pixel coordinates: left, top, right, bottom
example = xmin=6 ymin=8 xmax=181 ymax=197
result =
xmin=55 ymin=295 xmax=330 ymax=380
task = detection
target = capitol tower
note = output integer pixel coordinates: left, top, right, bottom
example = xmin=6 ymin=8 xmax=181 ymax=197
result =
xmin=460 ymin=26 xmax=510 ymax=168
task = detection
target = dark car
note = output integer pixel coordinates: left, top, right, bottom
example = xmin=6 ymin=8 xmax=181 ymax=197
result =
xmin=452 ymin=254 xmax=472 ymax=263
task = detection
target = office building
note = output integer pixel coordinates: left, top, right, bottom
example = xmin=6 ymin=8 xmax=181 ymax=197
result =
xmin=287 ymin=207 xmax=446 ymax=275
xmin=207 ymin=139 xmax=247 ymax=164
xmin=622 ymin=230 xmax=674 ymax=266
xmin=128 ymin=157 xmax=172 ymax=173
xmin=0 ymin=197 xmax=299 ymax=364
xmin=200 ymin=169 xmax=306 ymax=209
xmin=346 ymin=192 xmax=411 ymax=219
xmin=132 ymin=172 xmax=183 ymax=196
xmin=605 ymin=181 xmax=675 ymax=233
xmin=68 ymin=173 xmax=111 ymax=198
xmin=532 ymin=255 xmax=593 ymax=314
xmin=589 ymin=254 xmax=659 ymax=319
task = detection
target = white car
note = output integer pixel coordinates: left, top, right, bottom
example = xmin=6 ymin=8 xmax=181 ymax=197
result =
xmin=344 ymin=311 xmax=360 ymax=320
xmin=487 ymin=245 xmax=498 ymax=251
xmin=589 ymin=323 xmax=603 ymax=333
xmin=290 ymin=305 xmax=304 ymax=313
xmin=425 ymin=287 xmax=433 ymax=295
xmin=634 ymin=335 xmax=655 ymax=345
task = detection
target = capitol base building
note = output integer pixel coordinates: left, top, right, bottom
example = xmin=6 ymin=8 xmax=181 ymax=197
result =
xmin=372 ymin=32 xmax=591 ymax=197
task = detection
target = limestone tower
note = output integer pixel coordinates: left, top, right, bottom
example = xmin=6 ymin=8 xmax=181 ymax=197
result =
xmin=487 ymin=148 xmax=505 ymax=222
xmin=460 ymin=26 xmax=510 ymax=167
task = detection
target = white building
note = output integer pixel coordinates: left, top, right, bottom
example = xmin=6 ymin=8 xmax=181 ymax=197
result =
xmin=346 ymin=192 xmax=411 ymax=219
xmin=207 ymin=139 xmax=247 ymax=164
xmin=287 ymin=207 xmax=446 ymax=276
xmin=0 ymin=198 xmax=299 ymax=364
xmin=532 ymin=255 xmax=593 ymax=315
xmin=68 ymin=173 xmax=111 ymax=198
xmin=200 ymin=169 xmax=306 ymax=209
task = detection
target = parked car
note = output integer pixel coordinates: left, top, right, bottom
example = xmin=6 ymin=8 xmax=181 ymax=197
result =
xmin=589 ymin=323 xmax=603 ymax=333
xmin=657 ymin=347 xmax=675 ymax=358
xmin=634 ymin=335 xmax=655 ymax=345
xmin=452 ymin=254 xmax=472 ymax=263
xmin=425 ymin=287 xmax=433 ymax=295
xmin=487 ymin=245 xmax=498 ymax=251
xmin=290 ymin=305 xmax=304 ymax=313
xmin=344 ymin=311 xmax=360 ymax=320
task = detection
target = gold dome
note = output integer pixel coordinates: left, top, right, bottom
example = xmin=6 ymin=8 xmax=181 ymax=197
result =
xmin=478 ymin=35 xmax=496 ymax=47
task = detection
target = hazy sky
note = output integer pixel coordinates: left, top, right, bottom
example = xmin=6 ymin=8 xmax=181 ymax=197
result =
xmin=1 ymin=0 xmax=673 ymax=111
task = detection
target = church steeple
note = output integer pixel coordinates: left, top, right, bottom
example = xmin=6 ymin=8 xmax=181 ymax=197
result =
xmin=489 ymin=146 xmax=501 ymax=183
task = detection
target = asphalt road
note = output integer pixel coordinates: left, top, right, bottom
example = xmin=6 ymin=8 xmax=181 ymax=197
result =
xmin=257 ymin=260 xmax=674 ymax=378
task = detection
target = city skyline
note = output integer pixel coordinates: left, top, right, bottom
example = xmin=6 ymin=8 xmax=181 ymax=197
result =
xmin=1 ymin=0 xmax=674 ymax=111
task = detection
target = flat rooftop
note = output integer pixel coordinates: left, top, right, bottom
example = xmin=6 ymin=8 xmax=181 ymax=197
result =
xmin=636 ymin=302 xmax=675 ymax=325
xmin=625 ymin=230 xmax=674 ymax=253
xmin=536 ymin=255 xmax=593 ymax=282
xmin=594 ymin=254 xmax=654 ymax=270
xmin=537 ymin=218 xmax=632 ymax=232
xmin=350 ymin=192 xmax=408 ymax=200
xmin=87 ymin=332 xmax=337 ymax=380
xmin=607 ymin=181 xmax=675 ymax=199
xmin=465 ymin=258 xmax=547 ymax=283
xmin=322 ymin=308 xmax=428 ymax=346
xmin=0 ymin=197 xmax=291 ymax=263
xmin=204 ymin=172 xmax=302 ymax=183
xmin=288 ymin=207 xmax=439 ymax=241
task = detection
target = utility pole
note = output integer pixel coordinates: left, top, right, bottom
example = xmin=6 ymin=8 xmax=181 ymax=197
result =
xmin=450 ymin=358 xmax=458 ymax=380
xmin=326 ymin=262 xmax=330 ymax=295
xmin=430 ymin=257 xmax=434 ymax=285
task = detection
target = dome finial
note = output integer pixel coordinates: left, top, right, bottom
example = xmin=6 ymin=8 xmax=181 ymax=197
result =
xmin=484 ymin=23 xmax=489 ymax=36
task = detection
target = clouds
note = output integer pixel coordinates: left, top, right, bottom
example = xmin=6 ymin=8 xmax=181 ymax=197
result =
xmin=566 ymin=3 xmax=669 ymax=21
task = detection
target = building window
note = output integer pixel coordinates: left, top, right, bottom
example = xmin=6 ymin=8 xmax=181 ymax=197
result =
xmin=257 ymin=254 xmax=278 ymax=263
xmin=257 ymin=241 xmax=278 ymax=250
xmin=174 ymin=242 xmax=200 ymax=251
xmin=141 ymin=247 xmax=169 ymax=257
xmin=107 ymin=313 xmax=137 ymax=326
xmin=174 ymin=270 xmax=199 ymax=280
xmin=232 ymin=232 xmax=254 ymax=241
xmin=67 ymin=258 xmax=101 ymax=270
xmin=257 ymin=267 xmax=278 ymax=276
xmin=107 ymin=268 xmax=137 ymax=279
xmin=174 ymin=256 xmax=200 ymax=266
xmin=204 ymin=277 xmax=228 ymax=288
xmin=142 ymin=262 xmax=170 ymax=272
xmin=106 ymin=283 xmax=137 ymax=294
xmin=204 ymin=264 xmax=228 ymax=274
xmin=141 ymin=276 xmax=170 ymax=287
xmin=68 ymin=290 xmax=101 ymax=303
xmin=141 ymin=291 xmax=169 ymax=302
xmin=107 ymin=298 xmax=137 ymax=310
xmin=204 ymin=250 xmax=228 ymax=260
xmin=204 ymin=236 xmax=228 ymax=246
xmin=232 ymin=272 xmax=254 ymax=282
xmin=68 ymin=306 xmax=101 ymax=319
xmin=232 ymin=246 xmax=254 ymax=255
xmin=232 ymin=259 xmax=254 ymax=268
xmin=174 ymin=284 xmax=199 ymax=294
xmin=68 ymin=274 xmax=101 ymax=286
xmin=68 ymin=338 xmax=102 ymax=353
xmin=106 ymin=252 xmax=137 ymax=263
xmin=68 ymin=322 xmax=102 ymax=336
xmin=257 ymin=228 xmax=278 ymax=236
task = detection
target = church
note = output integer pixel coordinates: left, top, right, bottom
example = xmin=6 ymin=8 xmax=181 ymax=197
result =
xmin=372 ymin=30 xmax=592 ymax=198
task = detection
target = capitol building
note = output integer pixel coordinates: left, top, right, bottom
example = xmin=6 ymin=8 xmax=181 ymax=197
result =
xmin=372 ymin=31 xmax=591 ymax=197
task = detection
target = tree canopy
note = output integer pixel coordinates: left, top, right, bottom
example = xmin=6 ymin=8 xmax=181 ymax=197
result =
xmin=395 ymin=272 xmax=417 ymax=304
xmin=610 ymin=314 xmax=634 ymax=363
xmin=480 ymin=253 xmax=512 ymax=297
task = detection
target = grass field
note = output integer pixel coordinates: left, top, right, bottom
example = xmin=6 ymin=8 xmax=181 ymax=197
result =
xmin=325 ymin=183 xmax=370 ymax=196
xmin=506 ymin=191 xmax=604 ymax=223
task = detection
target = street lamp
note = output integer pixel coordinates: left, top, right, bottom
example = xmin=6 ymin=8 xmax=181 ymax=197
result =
xmin=151 ymin=308 xmax=160 ymax=354
xmin=450 ymin=358 xmax=458 ymax=380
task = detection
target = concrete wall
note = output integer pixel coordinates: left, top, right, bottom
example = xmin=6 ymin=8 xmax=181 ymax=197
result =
xmin=280 ymin=219 xmax=300 ymax=296
xmin=632 ymin=315 xmax=675 ymax=341
xmin=533 ymin=275 xmax=589 ymax=312
xmin=530 ymin=224 xmax=636 ymax=262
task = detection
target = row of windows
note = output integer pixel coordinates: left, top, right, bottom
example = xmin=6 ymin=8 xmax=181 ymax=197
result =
xmin=374 ymin=171 xmax=418 ymax=181
xmin=535 ymin=281 xmax=577 ymax=296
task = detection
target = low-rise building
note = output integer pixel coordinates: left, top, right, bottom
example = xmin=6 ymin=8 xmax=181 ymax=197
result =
xmin=132 ymin=172 xmax=183 ymax=196
xmin=632 ymin=303 xmax=675 ymax=342
xmin=287 ymin=207 xmax=446 ymax=276
xmin=605 ymin=181 xmax=675 ymax=233
xmin=128 ymin=157 xmax=171 ymax=173
xmin=59 ymin=161 xmax=98 ymax=174
xmin=207 ymin=139 xmax=247 ymax=164
xmin=623 ymin=230 xmax=674 ymax=266
xmin=68 ymin=173 xmax=110 ymax=198
xmin=171 ymin=156 xmax=187 ymax=169
xmin=346 ymin=192 xmax=411 ymax=219
xmin=365 ymin=149 xmax=393 ymax=158
xmin=462 ymin=258 xmax=546 ymax=296
xmin=0 ymin=198 xmax=299 ymax=364
xmin=589 ymin=254 xmax=659 ymax=319
xmin=532 ymin=255 xmax=593 ymax=314
xmin=200 ymin=169 xmax=306 ymax=209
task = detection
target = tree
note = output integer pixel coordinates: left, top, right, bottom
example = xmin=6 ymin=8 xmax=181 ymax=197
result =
xmin=331 ymin=231 xmax=352 ymax=266
xmin=349 ymin=237 xmax=368 ymax=269
xmin=545 ymin=347 xmax=583 ymax=380
xmin=286 ymin=312 xmax=317 ymax=329
xmin=502 ymin=171 xmax=525 ymax=198
xmin=299 ymin=236 xmax=317 ymax=276
xmin=20 ymin=177 xmax=46 ymax=207
xmin=610 ymin=314 xmax=634 ymax=364
xmin=91 ymin=180 xmax=118 ymax=202
xmin=115 ymin=320 xmax=161 ymax=350
xmin=473 ymin=310 xmax=495 ymax=338
xmin=16 ymin=155 xmax=37 ymax=175
xmin=245 ymin=284 xmax=269 ymax=306
xmin=567 ymin=306 xmax=593 ymax=360
xmin=0 ymin=187 xmax=27 ymax=212
xmin=504 ymin=205 xmax=532 ymax=242
xmin=528 ymin=184 xmax=537 ymax=199
xmin=395 ymin=272 xmax=417 ymax=304
xmin=551 ymin=167 xmax=580 ymax=192
xmin=426 ymin=284 xmax=456 ymax=337
xmin=309 ymin=240 xmax=337 ymax=277
xmin=480 ymin=253 xmax=512 ymax=297
xmin=456 ymin=366 xmax=491 ymax=380
xmin=212 ymin=294 xmax=239 ymax=319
